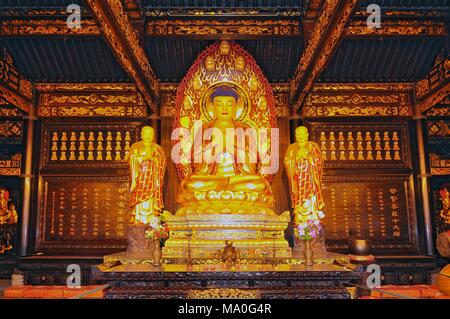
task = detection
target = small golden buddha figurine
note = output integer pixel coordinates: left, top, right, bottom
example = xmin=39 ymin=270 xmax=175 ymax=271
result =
xmin=348 ymin=141 xmax=354 ymax=150
xmin=220 ymin=241 xmax=240 ymax=266
xmin=284 ymin=126 xmax=324 ymax=224
xmin=0 ymin=188 xmax=18 ymax=225
xmin=129 ymin=126 xmax=166 ymax=225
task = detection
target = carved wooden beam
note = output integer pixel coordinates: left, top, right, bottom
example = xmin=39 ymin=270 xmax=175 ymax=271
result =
xmin=0 ymin=18 xmax=101 ymax=36
xmin=35 ymin=83 xmax=146 ymax=117
xmin=145 ymin=7 xmax=302 ymax=18
xmin=1 ymin=17 xmax=445 ymax=38
xmin=346 ymin=19 xmax=447 ymax=37
xmin=0 ymin=50 xmax=34 ymax=114
xmin=415 ymin=57 xmax=450 ymax=113
xmin=302 ymin=0 xmax=325 ymax=43
xmin=303 ymin=83 xmax=413 ymax=118
xmin=290 ymin=0 xmax=359 ymax=112
xmin=146 ymin=19 xmax=301 ymax=38
xmin=85 ymin=0 xmax=159 ymax=111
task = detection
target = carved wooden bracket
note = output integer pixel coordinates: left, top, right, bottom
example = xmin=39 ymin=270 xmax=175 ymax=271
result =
xmin=0 ymin=49 xmax=34 ymax=114
xmin=85 ymin=0 xmax=159 ymax=111
xmin=289 ymin=0 xmax=359 ymax=113
xmin=415 ymin=56 xmax=450 ymax=113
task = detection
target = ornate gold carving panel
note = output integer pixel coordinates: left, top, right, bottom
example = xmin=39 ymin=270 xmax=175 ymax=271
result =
xmin=430 ymin=154 xmax=450 ymax=176
xmin=303 ymin=83 xmax=411 ymax=117
xmin=0 ymin=154 xmax=21 ymax=176
xmin=38 ymin=87 xmax=146 ymax=118
xmin=146 ymin=19 xmax=301 ymax=36
xmin=0 ymin=19 xmax=100 ymax=36
xmin=346 ymin=20 xmax=447 ymax=36
xmin=0 ymin=121 xmax=23 ymax=138
xmin=416 ymin=57 xmax=450 ymax=113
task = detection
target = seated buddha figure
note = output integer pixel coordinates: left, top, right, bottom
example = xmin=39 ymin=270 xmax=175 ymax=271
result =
xmin=178 ymin=86 xmax=272 ymax=206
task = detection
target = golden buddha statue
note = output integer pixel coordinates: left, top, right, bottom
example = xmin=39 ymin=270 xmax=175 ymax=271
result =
xmin=128 ymin=126 xmax=166 ymax=225
xmin=178 ymin=86 xmax=272 ymax=207
xmin=163 ymin=41 xmax=291 ymax=263
xmin=284 ymin=126 xmax=325 ymax=225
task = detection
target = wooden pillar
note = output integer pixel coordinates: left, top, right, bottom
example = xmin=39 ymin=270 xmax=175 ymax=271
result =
xmin=20 ymin=107 xmax=36 ymax=256
xmin=414 ymin=108 xmax=434 ymax=255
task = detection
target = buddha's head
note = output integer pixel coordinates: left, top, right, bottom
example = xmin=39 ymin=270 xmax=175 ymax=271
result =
xmin=295 ymin=126 xmax=309 ymax=144
xmin=141 ymin=126 xmax=154 ymax=144
xmin=210 ymin=86 xmax=239 ymax=121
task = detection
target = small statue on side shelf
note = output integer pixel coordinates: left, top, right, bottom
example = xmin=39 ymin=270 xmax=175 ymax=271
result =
xmin=0 ymin=187 xmax=18 ymax=254
xmin=128 ymin=126 xmax=166 ymax=225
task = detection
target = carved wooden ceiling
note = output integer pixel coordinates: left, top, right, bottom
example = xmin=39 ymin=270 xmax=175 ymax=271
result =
xmin=0 ymin=0 xmax=448 ymax=111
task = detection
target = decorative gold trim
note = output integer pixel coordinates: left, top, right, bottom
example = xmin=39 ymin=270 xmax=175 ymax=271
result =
xmin=146 ymin=19 xmax=301 ymax=36
xmin=346 ymin=20 xmax=447 ymax=36
xmin=0 ymin=154 xmax=22 ymax=176
xmin=36 ymin=83 xmax=137 ymax=92
xmin=427 ymin=120 xmax=450 ymax=137
xmin=145 ymin=8 xmax=302 ymax=17
xmin=188 ymin=288 xmax=261 ymax=299
xmin=36 ymin=83 xmax=146 ymax=117
xmin=312 ymin=83 xmax=413 ymax=92
xmin=0 ymin=19 xmax=100 ymax=36
xmin=0 ymin=120 xmax=23 ymax=138
xmin=430 ymin=153 xmax=450 ymax=176
xmin=304 ymin=83 xmax=411 ymax=117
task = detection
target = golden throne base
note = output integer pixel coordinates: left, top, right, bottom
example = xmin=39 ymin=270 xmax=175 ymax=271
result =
xmin=162 ymin=204 xmax=292 ymax=264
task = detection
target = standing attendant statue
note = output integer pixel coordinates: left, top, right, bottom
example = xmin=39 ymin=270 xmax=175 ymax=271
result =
xmin=128 ymin=126 xmax=166 ymax=225
xmin=284 ymin=126 xmax=326 ymax=263
xmin=284 ymin=126 xmax=324 ymax=224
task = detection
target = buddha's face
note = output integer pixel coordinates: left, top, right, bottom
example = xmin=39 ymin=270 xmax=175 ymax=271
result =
xmin=141 ymin=127 xmax=154 ymax=144
xmin=295 ymin=126 xmax=309 ymax=143
xmin=213 ymin=96 xmax=236 ymax=121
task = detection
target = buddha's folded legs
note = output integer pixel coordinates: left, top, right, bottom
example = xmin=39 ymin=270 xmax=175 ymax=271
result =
xmin=183 ymin=174 xmax=269 ymax=193
xmin=183 ymin=175 xmax=227 ymax=192
xmin=229 ymin=175 xmax=268 ymax=192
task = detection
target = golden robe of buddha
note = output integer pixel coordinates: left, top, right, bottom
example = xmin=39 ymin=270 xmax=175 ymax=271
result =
xmin=129 ymin=126 xmax=166 ymax=224
xmin=178 ymin=86 xmax=272 ymax=206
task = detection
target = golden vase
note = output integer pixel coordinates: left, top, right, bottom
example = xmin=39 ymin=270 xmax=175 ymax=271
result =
xmin=152 ymin=238 xmax=161 ymax=266
xmin=304 ymin=240 xmax=314 ymax=266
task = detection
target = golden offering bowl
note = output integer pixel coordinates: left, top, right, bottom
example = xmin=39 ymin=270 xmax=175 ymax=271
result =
xmin=348 ymin=239 xmax=372 ymax=256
